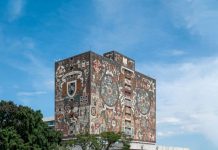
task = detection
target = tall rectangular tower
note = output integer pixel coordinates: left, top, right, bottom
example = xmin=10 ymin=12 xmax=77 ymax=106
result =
xmin=55 ymin=51 xmax=156 ymax=143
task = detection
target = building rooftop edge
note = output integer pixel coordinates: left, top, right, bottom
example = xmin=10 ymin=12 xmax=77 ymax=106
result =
xmin=135 ymin=71 xmax=156 ymax=81
xmin=55 ymin=50 xmax=154 ymax=80
xmin=55 ymin=50 xmax=93 ymax=63
xmin=103 ymin=50 xmax=135 ymax=62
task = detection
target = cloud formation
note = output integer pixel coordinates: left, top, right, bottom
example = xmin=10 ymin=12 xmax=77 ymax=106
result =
xmin=21 ymin=53 xmax=53 ymax=91
xmin=139 ymin=56 xmax=218 ymax=147
xmin=8 ymin=0 xmax=25 ymax=21
xmin=85 ymin=0 xmax=168 ymax=52
xmin=17 ymin=91 xmax=47 ymax=96
xmin=160 ymin=49 xmax=187 ymax=57
xmin=5 ymin=52 xmax=54 ymax=102
xmin=165 ymin=0 xmax=218 ymax=48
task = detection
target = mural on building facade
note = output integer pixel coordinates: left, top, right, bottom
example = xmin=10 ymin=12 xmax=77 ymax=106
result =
xmin=90 ymin=54 xmax=122 ymax=134
xmin=134 ymin=73 xmax=156 ymax=142
xmin=55 ymin=51 xmax=156 ymax=143
xmin=90 ymin=52 xmax=156 ymax=143
xmin=55 ymin=53 xmax=90 ymax=137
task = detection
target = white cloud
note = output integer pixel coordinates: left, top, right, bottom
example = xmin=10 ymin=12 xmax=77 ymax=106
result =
xmin=164 ymin=0 xmax=218 ymax=47
xmin=25 ymin=53 xmax=54 ymax=91
xmin=0 ymin=35 xmax=35 ymax=54
xmin=157 ymin=131 xmax=180 ymax=138
xmin=8 ymin=0 xmax=25 ymax=21
xmin=7 ymin=52 xmax=54 ymax=96
xmin=6 ymin=53 xmax=54 ymax=107
xmin=160 ymin=49 xmax=187 ymax=57
xmin=169 ymin=49 xmax=187 ymax=56
xmin=157 ymin=117 xmax=181 ymax=125
xmin=84 ymin=0 xmax=165 ymax=52
xmin=139 ymin=56 xmax=218 ymax=147
xmin=17 ymin=91 xmax=47 ymax=96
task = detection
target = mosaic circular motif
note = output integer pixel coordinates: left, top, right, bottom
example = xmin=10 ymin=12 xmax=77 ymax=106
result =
xmin=100 ymin=74 xmax=119 ymax=107
xmin=136 ymin=89 xmax=150 ymax=115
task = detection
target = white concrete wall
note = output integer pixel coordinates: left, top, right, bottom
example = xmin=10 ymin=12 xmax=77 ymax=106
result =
xmin=130 ymin=142 xmax=190 ymax=150
xmin=68 ymin=142 xmax=190 ymax=150
xmin=130 ymin=141 xmax=156 ymax=150
xmin=156 ymin=146 xmax=189 ymax=150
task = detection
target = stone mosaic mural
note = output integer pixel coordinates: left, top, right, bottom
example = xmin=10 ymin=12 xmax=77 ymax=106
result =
xmin=55 ymin=52 xmax=90 ymax=138
xmin=90 ymin=54 xmax=122 ymax=134
xmin=134 ymin=72 xmax=156 ymax=142
xmin=55 ymin=51 xmax=156 ymax=143
xmin=90 ymin=52 xmax=156 ymax=143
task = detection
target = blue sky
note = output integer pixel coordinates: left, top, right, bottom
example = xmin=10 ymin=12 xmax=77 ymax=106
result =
xmin=1 ymin=0 xmax=218 ymax=149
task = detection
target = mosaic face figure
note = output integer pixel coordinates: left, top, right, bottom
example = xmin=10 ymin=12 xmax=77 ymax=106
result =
xmin=100 ymin=74 xmax=119 ymax=107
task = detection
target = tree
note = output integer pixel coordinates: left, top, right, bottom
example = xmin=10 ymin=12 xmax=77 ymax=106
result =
xmin=0 ymin=100 xmax=62 ymax=149
xmin=0 ymin=127 xmax=26 ymax=150
xmin=65 ymin=132 xmax=131 ymax=150
xmin=119 ymin=133 xmax=131 ymax=150
xmin=100 ymin=132 xmax=131 ymax=150
xmin=100 ymin=132 xmax=121 ymax=150
xmin=65 ymin=133 xmax=100 ymax=150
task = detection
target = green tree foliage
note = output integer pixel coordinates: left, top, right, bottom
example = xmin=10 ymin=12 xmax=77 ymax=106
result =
xmin=119 ymin=133 xmax=131 ymax=150
xmin=65 ymin=132 xmax=131 ymax=150
xmin=0 ymin=127 xmax=26 ymax=150
xmin=65 ymin=133 xmax=100 ymax=150
xmin=100 ymin=132 xmax=131 ymax=150
xmin=100 ymin=132 xmax=121 ymax=150
xmin=0 ymin=100 xmax=62 ymax=150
